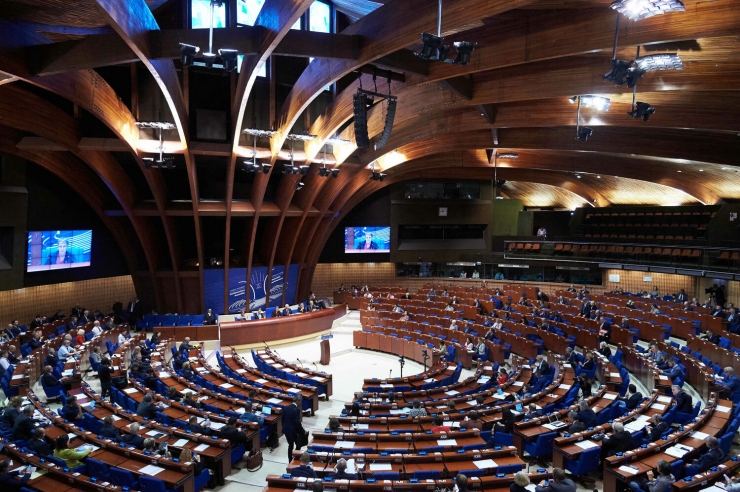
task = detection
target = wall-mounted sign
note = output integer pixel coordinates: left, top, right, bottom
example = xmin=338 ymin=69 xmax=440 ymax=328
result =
xmin=498 ymin=264 xmax=529 ymax=269
xmin=608 ymin=274 xmax=621 ymax=282
xmin=643 ymin=276 xmax=653 ymax=282
xmin=439 ymin=207 xmax=448 ymax=217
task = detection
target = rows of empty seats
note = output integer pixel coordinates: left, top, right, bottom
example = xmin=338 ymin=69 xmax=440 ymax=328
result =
xmin=581 ymin=206 xmax=717 ymax=242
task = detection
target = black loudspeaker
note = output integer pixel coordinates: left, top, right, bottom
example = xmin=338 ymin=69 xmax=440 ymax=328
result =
xmin=196 ymin=109 xmax=228 ymax=141
xmin=373 ymin=97 xmax=397 ymax=150
xmin=353 ymin=92 xmax=370 ymax=149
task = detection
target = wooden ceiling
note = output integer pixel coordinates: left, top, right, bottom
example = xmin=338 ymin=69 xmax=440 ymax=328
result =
xmin=1 ymin=0 xmax=739 ymax=311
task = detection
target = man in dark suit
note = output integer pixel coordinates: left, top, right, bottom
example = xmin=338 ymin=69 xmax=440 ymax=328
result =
xmin=30 ymin=315 xmax=45 ymax=330
xmin=291 ymin=452 xmax=318 ymax=478
xmin=28 ymin=427 xmax=52 ymax=456
xmin=136 ymin=394 xmax=163 ymax=419
xmin=600 ymin=422 xmax=634 ymax=462
xmin=565 ymin=347 xmax=580 ymax=368
xmin=127 ymin=297 xmax=141 ymax=329
xmin=186 ymin=416 xmax=211 ymax=435
xmin=676 ymin=289 xmax=688 ymax=302
xmin=122 ymin=422 xmax=146 ymax=448
xmin=282 ymin=394 xmax=306 ymax=461
xmin=567 ymin=412 xmax=586 ymax=433
xmin=716 ymin=367 xmax=740 ymax=400
xmin=579 ymin=301 xmax=592 ymax=318
xmin=12 ymin=406 xmax=36 ymax=440
xmin=253 ymin=308 xmax=266 ymax=319
xmin=78 ymin=310 xmax=93 ymax=325
xmin=219 ymin=417 xmax=249 ymax=451
xmin=671 ymin=385 xmax=693 ymax=414
xmin=276 ymin=304 xmax=292 ymax=317
xmin=179 ymin=337 xmax=197 ymax=353
xmin=577 ymin=401 xmax=597 ymax=428
xmin=66 ymin=317 xmax=78 ymax=332
xmin=100 ymin=416 xmax=122 ymax=440
xmin=615 ymin=384 xmax=643 ymax=413
xmin=355 ymin=232 xmax=379 ymax=250
xmin=41 ymin=365 xmax=62 ymax=389
xmin=112 ymin=300 xmax=123 ymax=322
xmin=685 ymin=437 xmax=724 ymax=475
xmin=203 ymin=309 xmax=218 ymax=325
xmin=534 ymin=355 xmax=550 ymax=376
xmin=71 ymin=304 xmax=84 ymax=318
xmin=328 ymin=458 xmax=358 ymax=480
xmin=45 ymin=238 xmax=76 ymax=265
xmin=644 ymin=415 xmax=669 ymax=443
xmin=0 ymin=459 xmax=32 ymax=490
xmin=598 ymin=316 xmax=612 ymax=344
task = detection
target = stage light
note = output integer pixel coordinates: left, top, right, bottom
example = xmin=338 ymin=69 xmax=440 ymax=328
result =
xmin=179 ymin=43 xmax=199 ymax=66
xmin=570 ymin=95 xmax=611 ymax=111
xmin=299 ymin=165 xmax=310 ymax=176
xmin=635 ymin=53 xmax=684 ymax=72
xmin=136 ymin=121 xmax=177 ymax=169
xmin=373 ymin=96 xmax=397 ymax=151
xmin=610 ymin=0 xmax=685 ymax=20
xmin=602 ymin=59 xmax=634 ymax=86
xmin=415 ymin=32 xmax=444 ymax=60
xmin=203 ymin=52 xmax=217 ymax=68
xmin=371 ymin=171 xmax=386 ymax=181
xmin=603 ymin=53 xmax=682 ymax=87
xmin=261 ymin=163 xmax=271 ymax=174
xmin=318 ymin=167 xmax=331 ymax=177
xmin=243 ymin=160 xmax=260 ymax=173
xmin=295 ymin=181 xmax=305 ymax=191
xmin=452 ymin=42 xmax=477 ymax=66
xmin=282 ymin=164 xmax=297 ymax=175
xmin=353 ymin=91 xmax=370 ymax=149
xmin=628 ymin=101 xmax=657 ymax=121
xmin=331 ymin=169 xmax=340 ymax=178
xmin=576 ymin=127 xmax=594 ymax=142
xmin=219 ymin=49 xmax=239 ymax=71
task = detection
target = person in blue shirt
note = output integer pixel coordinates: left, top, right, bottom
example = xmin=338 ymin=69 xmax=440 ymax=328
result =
xmin=57 ymin=339 xmax=78 ymax=360
xmin=716 ymin=367 xmax=740 ymax=400
xmin=61 ymin=395 xmax=83 ymax=422
xmin=685 ymin=437 xmax=725 ymax=475
xmin=238 ymin=402 xmax=265 ymax=425
xmin=576 ymin=400 xmax=597 ymax=428
xmin=291 ymin=451 xmax=318 ymax=478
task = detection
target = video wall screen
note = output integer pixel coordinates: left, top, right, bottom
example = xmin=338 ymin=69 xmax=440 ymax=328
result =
xmin=344 ymin=226 xmax=391 ymax=253
xmin=27 ymin=230 xmax=92 ymax=272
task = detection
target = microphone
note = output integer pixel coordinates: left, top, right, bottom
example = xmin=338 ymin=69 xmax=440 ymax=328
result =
xmin=389 ymin=369 xmax=392 ymax=379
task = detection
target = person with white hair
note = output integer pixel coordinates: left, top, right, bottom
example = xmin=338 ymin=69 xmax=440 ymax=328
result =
xmin=600 ymin=421 xmax=634 ymax=462
xmin=328 ymin=458 xmax=358 ymax=480
xmin=715 ymin=366 xmax=740 ymax=400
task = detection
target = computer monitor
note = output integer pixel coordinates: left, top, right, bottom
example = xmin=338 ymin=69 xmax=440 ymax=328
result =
xmin=261 ymin=406 xmax=272 ymax=415
xmin=515 ymin=403 xmax=523 ymax=412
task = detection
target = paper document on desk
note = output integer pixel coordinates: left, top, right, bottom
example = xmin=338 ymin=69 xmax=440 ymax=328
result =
xmin=659 ymin=375 xmax=669 ymax=380
xmin=194 ymin=443 xmax=209 ymax=452
xmin=369 ymin=463 xmax=393 ymax=471
xmin=665 ymin=444 xmax=693 ymax=458
xmin=525 ymin=485 xmax=537 ymax=492
xmin=423 ymin=378 xmax=436 ymax=383
xmin=158 ymin=372 xmax=171 ymax=378
xmin=436 ymin=439 xmax=457 ymax=446
xmin=618 ymin=466 xmax=639 ymax=475
xmin=123 ymin=388 xmax=139 ymax=394
xmin=236 ymin=369 xmax=247 ymax=373
xmin=715 ymin=405 xmax=731 ymax=413
xmin=575 ymin=440 xmax=599 ymax=450
xmin=220 ymin=383 xmax=234 ymax=388
xmin=267 ymin=398 xmax=283 ymax=404
xmin=255 ymin=378 xmax=268 ymax=384
xmin=700 ymin=486 xmax=727 ymax=492
xmin=380 ymin=384 xmax=394 ymax=389
xmin=389 ymin=409 xmax=406 ymax=415
xmin=512 ymin=381 xmax=524 ymax=387
xmin=610 ymin=372 xmax=621 ymax=377
xmin=11 ymin=374 xmax=25 ymax=380
xmin=445 ymin=390 xmax=459 ymax=395
xmin=603 ymin=393 xmax=617 ymax=400
xmin=657 ymin=396 xmax=672 ymax=403
xmin=353 ymin=424 xmax=369 ymax=430
xmin=209 ymin=422 xmax=226 ymax=430
xmin=491 ymin=393 xmax=507 ymax=400
xmin=559 ymin=384 xmax=571 ymax=390
xmin=691 ymin=431 xmax=710 ymax=440
xmin=62 ymin=369 xmax=74 ymax=376
xmin=651 ymin=403 xmax=666 ymax=410
xmin=287 ymin=388 xmax=301 ymax=393
xmin=173 ymin=439 xmax=189 ymax=447
xmin=543 ymin=423 xmax=565 ymax=430
xmin=139 ymin=465 xmax=165 ymax=476
xmin=473 ymin=459 xmax=498 ymax=469
xmin=196 ymin=367 xmax=208 ymax=373
xmin=333 ymin=441 xmax=356 ymax=449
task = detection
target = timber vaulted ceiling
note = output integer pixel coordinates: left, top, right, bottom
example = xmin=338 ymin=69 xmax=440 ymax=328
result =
xmin=1 ymin=0 xmax=739 ymax=310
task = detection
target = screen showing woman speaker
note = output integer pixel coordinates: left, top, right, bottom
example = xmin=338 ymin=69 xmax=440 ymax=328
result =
xmin=27 ymin=230 xmax=93 ymax=272
xmin=345 ymin=226 xmax=390 ymax=253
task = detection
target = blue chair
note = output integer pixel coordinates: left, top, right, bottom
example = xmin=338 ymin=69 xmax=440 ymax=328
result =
xmin=89 ymin=355 xmax=101 ymax=372
xmin=524 ymin=431 xmax=557 ymax=459
xmin=374 ymin=472 xmax=401 ymax=480
xmin=413 ymin=470 xmax=440 ymax=479
xmin=498 ymin=464 xmax=523 ymax=474
xmin=458 ymin=469 xmax=485 ymax=477
xmin=85 ymin=458 xmax=110 ymax=480
xmin=231 ymin=443 xmax=246 ymax=465
xmin=670 ymin=460 xmax=685 ymax=480
xmin=493 ymin=432 xmax=513 ymax=446
xmin=193 ymin=467 xmax=211 ymax=491
xmin=718 ymin=431 xmax=734 ymax=456
xmin=565 ymin=447 xmax=600 ymax=476
xmin=109 ymin=467 xmax=139 ymax=489
xmin=41 ymin=378 xmax=64 ymax=401
xmin=140 ymin=475 xmax=179 ymax=492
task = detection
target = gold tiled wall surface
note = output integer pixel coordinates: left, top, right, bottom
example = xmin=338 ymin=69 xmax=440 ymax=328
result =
xmin=0 ymin=275 xmax=135 ymax=324
xmin=603 ymin=270 xmax=698 ymax=299
xmin=727 ymin=281 xmax=740 ymax=307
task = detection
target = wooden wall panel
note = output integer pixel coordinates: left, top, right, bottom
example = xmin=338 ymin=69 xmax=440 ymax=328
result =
xmin=0 ymin=275 xmax=135 ymax=325
xmin=603 ymin=269 xmax=698 ymax=299
xmin=727 ymin=281 xmax=740 ymax=308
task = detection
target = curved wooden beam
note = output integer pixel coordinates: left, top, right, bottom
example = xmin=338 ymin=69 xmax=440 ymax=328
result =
xmin=225 ymin=0 xmax=313 ymax=312
xmin=0 ymin=84 xmax=164 ymax=307
xmin=91 ymin=0 xmax=201 ymax=312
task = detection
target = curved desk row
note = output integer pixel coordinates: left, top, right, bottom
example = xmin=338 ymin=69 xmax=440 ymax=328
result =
xmin=220 ymin=303 xmax=346 ymax=346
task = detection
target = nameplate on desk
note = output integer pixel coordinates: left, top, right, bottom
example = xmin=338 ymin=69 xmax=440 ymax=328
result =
xmin=123 ymin=388 xmax=139 ymax=394
xmin=437 ymin=439 xmax=457 ymax=446
xmin=321 ymin=334 xmax=334 ymax=340
xmin=657 ymin=396 xmax=672 ymax=403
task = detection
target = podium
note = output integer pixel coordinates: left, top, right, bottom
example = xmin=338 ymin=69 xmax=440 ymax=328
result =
xmin=320 ymin=339 xmax=331 ymax=365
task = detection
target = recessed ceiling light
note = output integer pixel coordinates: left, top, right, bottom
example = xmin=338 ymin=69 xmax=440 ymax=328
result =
xmin=677 ymin=170 xmax=682 ymax=172
xmin=597 ymin=175 xmax=601 ymax=178
xmin=722 ymin=167 xmax=728 ymax=170
xmin=699 ymin=169 xmax=704 ymax=172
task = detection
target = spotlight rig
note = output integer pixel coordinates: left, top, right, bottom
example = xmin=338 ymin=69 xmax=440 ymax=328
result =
xmin=570 ymin=95 xmax=609 ymax=142
xmin=178 ymin=1 xmax=238 ymax=71
xmin=414 ymin=0 xmax=477 ymax=65
xmin=369 ymin=162 xmax=386 ymax=181
xmin=281 ymin=133 xmax=316 ymax=189
xmin=610 ymin=0 xmax=685 ymax=20
xmin=136 ymin=121 xmax=177 ymax=169
xmin=241 ymin=129 xmax=276 ymax=174
xmin=316 ymin=138 xmax=347 ymax=179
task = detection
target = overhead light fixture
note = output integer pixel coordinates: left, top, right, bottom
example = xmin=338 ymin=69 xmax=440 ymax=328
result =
xmin=136 ymin=121 xmax=177 ymax=169
xmin=178 ymin=1 xmax=237 ymax=70
xmin=317 ymin=142 xmax=341 ymax=179
xmin=179 ymin=43 xmax=199 ymax=67
xmin=569 ymin=95 xmax=611 ymax=111
xmin=283 ymin=164 xmax=298 ymax=175
xmin=371 ymin=171 xmax=386 ymax=181
xmin=610 ymin=0 xmax=685 ymax=20
xmin=414 ymin=0 xmax=476 ymax=64
xmin=628 ymin=101 xmax=656 ymax=121
xmin=219 ymin=48 xmax=239 ymax=72
xmin=299 ymin=165 xmax=310 ymax=176
xmin=326 ymin=137 xmax=352 ymax=146
xmin=295 ymin=181 xmax=305 ymax=191
xmin=241 ymin=129 xmax=276 ymax=174
xmin=497 ymin=153 xmax=519 ymax=159
xmin=603 ymin=53 xmax=683 ymax=87
xmin=331 ymin=169 xmax=340 ymax=178
xmin=318 ymin=167 xmax=331 ymax=177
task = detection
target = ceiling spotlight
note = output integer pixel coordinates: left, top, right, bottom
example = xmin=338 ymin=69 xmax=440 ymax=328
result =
xmin=576 ymin=127 xmax=594 ymax=142
xmin=295 ymin=181 xmax=305 ymax=191
xmin=415 ymin=32 xmax=444 ymax=60
xmin=242 ymin=128 xmax=277 ymax=137
xmin=634 ymin=53 xmax=684 ymax=72
xmin=243 ymin=160 xmax=260 ymax=173
xmin=136 ymin=121 xmax=177 ymax=169
xmin=610 ymin=0 xmax=685 ymax=20
xmin=628 ymin=101 xmax=657 ymax=121
xmin=203 ymin=52 xmax=217 ymax=68
xmin=451 ymin=42 xmax=477 ymax=66
xmin=371 ymin=171 xmax=386 ymax=182
xmin=179 ymin=43 xmax=199 ymax=67
xmin=261 ymin=163 xmax=271 ymax=174
xmin=299 ymin=165 xmax=310 ymax=176
xmin=331 ymin=169 xmax=340 ymax=178
xmin=282 ymin=164 xmax=297 ymax=175
xmin=603 ymin=53 xmax=682 ymax=87
xmin=326 ymin=137 xmax=352 ymax=146
xmin=219 ymin=49 xmax=239 ymax=72
xmin=570 ymin=95 xmax=611 ymax=111
xmin=318 ymin=167 xmax=331 ymax=177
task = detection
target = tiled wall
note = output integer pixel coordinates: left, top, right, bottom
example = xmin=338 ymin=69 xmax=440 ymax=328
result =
xmin=603 ymin=269 xmax=698 ymax=299
xmin=726 ymin=281 xmax=739 ymax=307
xmin=0 ymin=275 xmax=135 ymax=324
